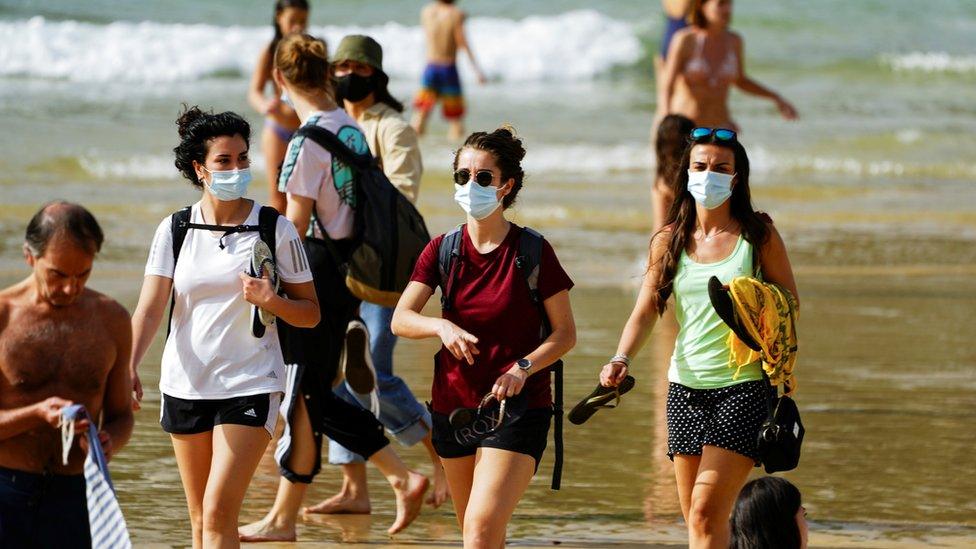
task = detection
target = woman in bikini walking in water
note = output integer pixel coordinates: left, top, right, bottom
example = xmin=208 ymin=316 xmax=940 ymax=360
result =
xmin=656 ymin=0 xmax=798 ymax=131
xmin=247 ymin=0 xmax=309 ymax=213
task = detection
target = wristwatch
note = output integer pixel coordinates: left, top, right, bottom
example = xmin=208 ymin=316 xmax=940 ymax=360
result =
xmin=516 ymin=358 xmax=533 ymax=373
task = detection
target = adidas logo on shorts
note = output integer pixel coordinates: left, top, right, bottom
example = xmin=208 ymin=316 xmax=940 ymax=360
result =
xmin=244 ymin=408 xmax=257 ymax=418
xmin=267 ymin=371 xmax=278 ymax=379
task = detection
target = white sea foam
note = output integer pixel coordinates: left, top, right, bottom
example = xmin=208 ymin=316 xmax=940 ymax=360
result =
xmin=77 ymin=143 xmax=974 ymax=182
xmin=524 ymin=143 xmax=652 ymax=173
xmin=882 ymin=52 xmax=976 ymax=74
xmin=750 ymin=146 xmax=976 ymax=179
xmin=79 ymin=154 xmax=266 ymax=180
xmin=0 ymin=11 xmax=641 ymax=83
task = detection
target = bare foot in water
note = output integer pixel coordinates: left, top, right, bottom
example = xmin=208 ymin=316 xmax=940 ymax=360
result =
xmin=238 ymin=515 xmax=297 ymax=543
xmin=303 ymin=492 xmax=372 ymax=515
xmin=388 ymin=471 xmax=429 ymax=536
xmin=425 ymin=464 xmax=450 ymax=508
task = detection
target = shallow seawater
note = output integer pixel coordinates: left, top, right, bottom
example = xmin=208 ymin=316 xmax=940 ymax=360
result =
xmin=3 ymin=168 xmax=974 ymax=546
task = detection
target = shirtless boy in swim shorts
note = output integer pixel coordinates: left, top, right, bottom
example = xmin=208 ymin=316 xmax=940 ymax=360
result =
xmin=0 ymin=202 xmax=133 ymax=547
xmin=411 ymin=0 xmax=486 ymax=140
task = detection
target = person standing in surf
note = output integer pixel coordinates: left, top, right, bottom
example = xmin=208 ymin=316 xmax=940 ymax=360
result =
xmin=652 ymin=114 xmax=696 ymax=233
xmin=247 ymin=0 xmax=309 ymax=213
xmin=129 ymin=106 xmax=320 ymax=548
xmin=655 ymin=0 xmax=693 ymax=95
xmin=301 ymin=34 xmax=450 ymax=516
xmin=595 ymin=128 xmax=798 ymax=549
xmin=238 ymin=33 xmax=428 ymax=542
xmin=656 ymin=0 xmax=798 ymax=131
xmin=411 ymin=0 xmax=487 ymax=140
xmin=392 ymin=127 xmax=577 ymax=547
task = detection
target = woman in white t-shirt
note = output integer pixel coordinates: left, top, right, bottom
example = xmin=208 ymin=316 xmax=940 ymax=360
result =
xmin=129 ymin=106 xmax=319 ymax=548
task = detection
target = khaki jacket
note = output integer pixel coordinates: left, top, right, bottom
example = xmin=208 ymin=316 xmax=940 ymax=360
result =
xmin=358 ymin=103 xmax=423 ymax=204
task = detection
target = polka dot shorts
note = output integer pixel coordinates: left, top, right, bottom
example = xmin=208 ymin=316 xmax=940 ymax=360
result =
xmin=666 ymin=380 xmax=770 ymax=464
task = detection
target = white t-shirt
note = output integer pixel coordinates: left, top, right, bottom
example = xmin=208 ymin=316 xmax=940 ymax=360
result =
xmin=144 ymin=201 xmax=313 ymax=399
xmin=277 ymin=108 xmax=371 ymax=240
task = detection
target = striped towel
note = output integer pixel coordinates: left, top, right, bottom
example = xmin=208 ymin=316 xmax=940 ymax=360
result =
xmin=61 ymin=404 xmax=132 ymax=549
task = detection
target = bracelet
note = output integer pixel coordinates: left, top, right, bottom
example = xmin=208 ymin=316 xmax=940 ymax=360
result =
xmin=610 ymin=354 xmax=630 ymax=367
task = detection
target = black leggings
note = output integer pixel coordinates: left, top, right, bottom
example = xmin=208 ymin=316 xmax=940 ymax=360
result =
xmin=275 ymin=237 xmax=389 ymax=483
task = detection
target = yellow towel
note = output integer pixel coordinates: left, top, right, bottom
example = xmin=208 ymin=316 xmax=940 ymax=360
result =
xmin=726 ymin=277 xmax=799 ymax=394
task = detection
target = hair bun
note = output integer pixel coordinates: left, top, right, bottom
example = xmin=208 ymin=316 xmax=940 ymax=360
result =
xmin=176 ymin=105 xmax=206 ymax=139
xmin=493 ymin=124 xmax=525 ymax=161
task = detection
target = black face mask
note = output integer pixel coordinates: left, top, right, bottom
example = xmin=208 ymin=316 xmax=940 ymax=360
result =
xmin=335 ymin=73 xmax=375 ymax=103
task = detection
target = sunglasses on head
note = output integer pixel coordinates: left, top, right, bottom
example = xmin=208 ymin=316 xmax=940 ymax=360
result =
xmin=453 ymin=169 xmax=496 ymax=187
xmin=689 ymin=127 xmax=737 ymax=143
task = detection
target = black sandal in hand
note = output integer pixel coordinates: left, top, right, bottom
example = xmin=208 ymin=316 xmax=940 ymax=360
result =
xmin=568 ymin=375 xmax=636 ymax=425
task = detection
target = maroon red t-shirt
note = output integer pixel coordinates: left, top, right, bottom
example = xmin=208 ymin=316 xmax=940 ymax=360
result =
xmin=410 ymin=224 xmax=574 ymax=414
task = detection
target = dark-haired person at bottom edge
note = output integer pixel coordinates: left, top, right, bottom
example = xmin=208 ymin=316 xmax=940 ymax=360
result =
xmin=730 ymin=476 xmax=808 ymax=549
xmin=239 ymin=33 xmax=428 ymax=543
xmin=392 ymin=127 xmax=576 ymax=548
xmin=0 ymin=202 xmax=134 ymax=548
xmin=597 ymin=129 xmax=798 ymax=549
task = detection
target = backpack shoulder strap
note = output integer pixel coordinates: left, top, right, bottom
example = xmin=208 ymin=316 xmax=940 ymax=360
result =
xmin=437 ymin=225 xmax=464 ymax=311
xmin=257 ymin=206 xmax=280 ymax=263
xmin=170 ymin=206 xmax=192 ymax=266
xmin=167 ymin=206 xmax=192 ymax=338
xmin=294 ymin=125 xmax=373 ymax=170
xmin=516 ymin=227 xmax=545 ymax=308
xmin=513 ymin=226 xmax=563 ymax=490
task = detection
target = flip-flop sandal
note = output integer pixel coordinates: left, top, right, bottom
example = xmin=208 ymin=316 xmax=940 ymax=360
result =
xmin=250 ymin=239 xmax=279 ymax=339
xmin=340 ymin=319 xmax=381 ymax=417
xmin=448 ymin=392 xmax=527 ymax=448
xmin=568 ymin=375 xmax=636 ymax=425
xmin=707 ymin=276 xmax=762 ymax=352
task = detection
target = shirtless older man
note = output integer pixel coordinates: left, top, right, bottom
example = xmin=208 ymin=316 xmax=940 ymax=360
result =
xmin=411 ymin=0 xmax=486 ymax=140
xmin=0 ymin=201 xmax=133 ymax=547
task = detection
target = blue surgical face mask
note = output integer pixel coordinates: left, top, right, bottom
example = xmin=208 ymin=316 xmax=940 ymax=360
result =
xmin=687 ymin=169 xmax=735 ymax=209
xmin=454 ymin=182 xmax=503 ymax=220
xmin=203 ymin=167 xmax=252 ymax=201
xmin=280 ymin=90 xmax=293 ymax=108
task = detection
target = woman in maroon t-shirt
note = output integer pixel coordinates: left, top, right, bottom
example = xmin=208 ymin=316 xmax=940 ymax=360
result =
xmin=393 ymin=127 xmax=576 ymax=546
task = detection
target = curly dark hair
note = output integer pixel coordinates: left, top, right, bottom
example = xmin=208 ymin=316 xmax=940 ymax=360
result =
xmin=453 ymin=126 xmax=527 ymax=210
xmin=173 ymin=105 xmax=251 ymax=188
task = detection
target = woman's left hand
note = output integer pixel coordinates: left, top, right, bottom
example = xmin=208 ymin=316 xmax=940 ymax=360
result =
xmin=492 ymin=366 xmax=528 ymax=401
xmin=240 ymin=270 xmax=276 ymax=308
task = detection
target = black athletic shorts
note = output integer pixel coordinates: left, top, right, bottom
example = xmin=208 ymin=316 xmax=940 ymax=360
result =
xmin=431 ymin=407 xmax=552 ymax=470
xmin=161 ymin=392 xmax=281 ymax=437
xmin=666 ymin=380 xmax=770 ymax=463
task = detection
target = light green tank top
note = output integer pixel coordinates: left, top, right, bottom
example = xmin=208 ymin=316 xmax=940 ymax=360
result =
xmin=668 ymin=234 xmax=762 ymax=389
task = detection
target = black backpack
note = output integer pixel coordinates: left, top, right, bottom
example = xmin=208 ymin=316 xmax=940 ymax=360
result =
xmin=293 ymin=125 xmax=431 ymax=308
xmin=437 ymin=225 xmax=565 ymax=490
xmin=167 ymin=205 xmax=280 ymax=336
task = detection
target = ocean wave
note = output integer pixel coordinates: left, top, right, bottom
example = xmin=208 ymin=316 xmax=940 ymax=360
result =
xmin=0 ymin=11 xmax=641 ymax=83
xmin=75 ymin=144 xmax=975 ymax=182
xmin=750 ymin=147 xmax=976 ymax=179
xmin=882 ymin=52 xmax=976 ymax=74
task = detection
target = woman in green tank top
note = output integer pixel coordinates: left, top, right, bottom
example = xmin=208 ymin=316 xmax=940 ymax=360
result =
xmin=597 ymin=128 xmax=798 ymax=549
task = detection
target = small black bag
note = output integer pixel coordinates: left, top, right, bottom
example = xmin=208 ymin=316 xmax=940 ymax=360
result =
xmin=757 ymin=378 xmax=804 ymax=473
